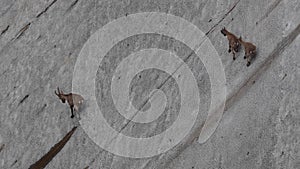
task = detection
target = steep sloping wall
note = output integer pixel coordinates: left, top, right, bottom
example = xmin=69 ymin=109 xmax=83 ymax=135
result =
xmin=0 ymin=0 xmax=299 ymax=168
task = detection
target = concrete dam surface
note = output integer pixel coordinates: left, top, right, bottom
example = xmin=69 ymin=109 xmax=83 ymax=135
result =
xmin=0 ymin=0 xmax=299 ymax=169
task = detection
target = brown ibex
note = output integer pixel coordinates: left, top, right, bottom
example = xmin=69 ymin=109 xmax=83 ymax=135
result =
xmin=55 ymin=87 xmax=84 ymax=118
xmin=238 ymin=36 xmax=256 ymax=66
xmin=221 ymin=27 xmax=240 ymax=60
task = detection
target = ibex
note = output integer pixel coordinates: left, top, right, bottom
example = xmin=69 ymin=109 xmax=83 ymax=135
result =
xmin=238 ymin=36 xmax=256 ymax=66
xmin=221 ymin=27 xmax=240 ymax=60
xmin=55 ymin=87 xmax=84 ymax=118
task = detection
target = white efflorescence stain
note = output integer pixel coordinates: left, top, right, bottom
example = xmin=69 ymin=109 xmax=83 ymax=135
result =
xmin=72 ymin=12 xmax=226 ymax=158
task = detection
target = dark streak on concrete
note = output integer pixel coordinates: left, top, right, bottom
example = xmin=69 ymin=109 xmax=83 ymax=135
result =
xmin=66 ymin=0 xmax=80 ymax=12
xmin=11 ymin=160 xmax=18 ymax=167
xmin=15 ymin=23 xmax=31 ymax=40
xmin=36 ymin=0 xmax=58 ymax=18
xmin=281 ymin=73 xmax=287 ymax=81
xmin=0 ymin=144 xmax=5 ymax=152
xmin=1 ymin=25 xmax=9 ymax=35
xmin=29 ymin=126 xmax=77 ymax=169
xmin=36 ymin=104 xmax=47 ymax=116
xmin=19 ymin=94 xmax=29 ymax=105
xmin=256 ymin=0 xmax=282 ymax=25
xmin=205 ymin=0 xmax=241 ymax=35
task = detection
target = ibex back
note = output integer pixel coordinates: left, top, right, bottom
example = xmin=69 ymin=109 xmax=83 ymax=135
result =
xmin=238 ymin=36 xmax=257 ymax=66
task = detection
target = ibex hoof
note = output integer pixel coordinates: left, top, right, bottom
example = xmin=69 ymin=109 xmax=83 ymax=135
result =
xmin=71 ymin=115 xmax=74 ymax=118
xmin=244 ymin=56 xmax=246 ymax=59
xmin=247 ymin=62 xmax=251 ymax=67
xmin=228 ymin=49 xmax=231 ymax=53
xmin=233 ymin=57 xmax=236 ymax=60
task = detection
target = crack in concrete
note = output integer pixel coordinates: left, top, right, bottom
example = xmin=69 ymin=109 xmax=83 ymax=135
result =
xmin=29 ymin=126 xmax=77 ymax=169
xmin=36 ymin=104 xmax=48 ymax=116
xmin=205 ymin=0 xmax=241 ymax=36
xmin=66 ymin=0 xmax=80 ymax=12
xmin=36 ymin=0 xmax=58 ymax=18
xmin=18 ymin=94 xmax=29 ymax=105
xmin=0 ymin=25 xmax=9 ymax=36
xmin=14 ymin=22 xmax=31 ymax=40
xmin=256 ymin=0 xmax=282 ymax=25
xmin=281 ymin=73 xmax=287 ymax=81
xmin=10 ymin=160 xmax=18 ymax=167
xmin=2 ymin=1 xmax=58 ymax=43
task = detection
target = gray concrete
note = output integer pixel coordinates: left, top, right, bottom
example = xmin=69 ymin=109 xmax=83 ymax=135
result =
xmin=0 ymin=0 xmax=299 ymax=168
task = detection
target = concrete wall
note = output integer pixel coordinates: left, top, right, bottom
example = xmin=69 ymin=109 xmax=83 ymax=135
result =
xmin=0 ymin=0 xmax=299 ymax=168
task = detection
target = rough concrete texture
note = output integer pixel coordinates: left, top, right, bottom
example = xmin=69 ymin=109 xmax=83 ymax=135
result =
xmin=0 ymin=0 xmax=299 ymax=169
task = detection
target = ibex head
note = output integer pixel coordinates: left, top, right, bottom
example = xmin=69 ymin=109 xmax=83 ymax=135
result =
xmin=221 ymin=27 xmax=227 ymax=36
xmin=55 ymin=87 xmax=66 ymax=103
xmin=238 ymin=36 xmax=243 ymax=42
